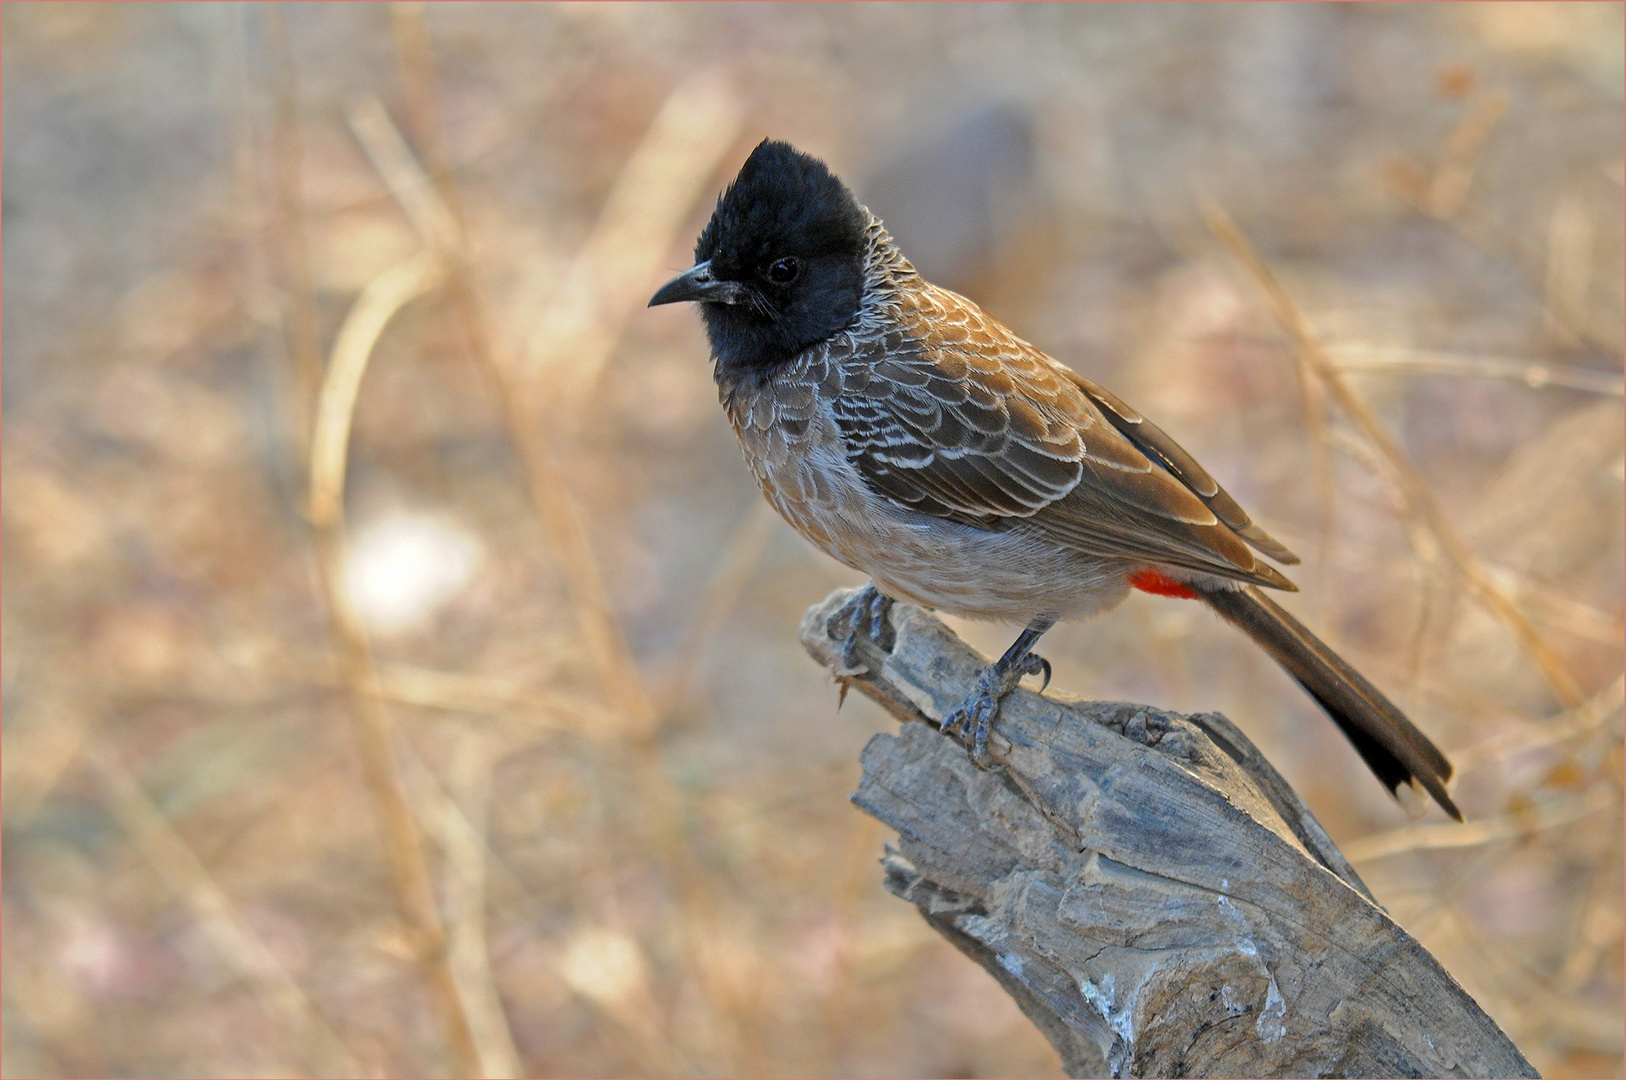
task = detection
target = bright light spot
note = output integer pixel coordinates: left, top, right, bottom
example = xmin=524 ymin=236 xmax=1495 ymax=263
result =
xmin=344 ymin=512 xmax=483 ymax=634
xmin=557 ymin=927 xmax=648 ymax=1007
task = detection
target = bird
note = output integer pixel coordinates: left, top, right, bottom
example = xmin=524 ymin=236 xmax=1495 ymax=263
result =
xmin=650 ymin=138 xmax=1460 ymax=821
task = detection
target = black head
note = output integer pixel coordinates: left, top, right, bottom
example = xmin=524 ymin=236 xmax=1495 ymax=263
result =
xmin=649 ymin=139 xmax=869 ymax=374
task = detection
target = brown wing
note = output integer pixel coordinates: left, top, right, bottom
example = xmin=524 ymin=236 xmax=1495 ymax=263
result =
xmin=830 ymin=285 xmax=1296 ymax=589
xmin=1063 ymin=372 xmax=1301 ymax=566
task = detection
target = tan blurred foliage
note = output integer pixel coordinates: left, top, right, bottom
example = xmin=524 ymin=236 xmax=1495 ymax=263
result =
xmin=3 ymin=3 xmax=1621 ymax=1078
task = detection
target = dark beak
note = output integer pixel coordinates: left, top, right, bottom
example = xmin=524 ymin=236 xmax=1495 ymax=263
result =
xmin=648 ymin=261 xmax=745 ymax=307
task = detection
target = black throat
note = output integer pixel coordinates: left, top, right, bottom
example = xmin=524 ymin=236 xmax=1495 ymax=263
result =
xmin=699 ymin=253 xmax=865 ymax=384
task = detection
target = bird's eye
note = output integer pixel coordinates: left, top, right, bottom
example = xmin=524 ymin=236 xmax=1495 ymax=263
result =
xmin=765 ymin=257 xmax=801 ymax=285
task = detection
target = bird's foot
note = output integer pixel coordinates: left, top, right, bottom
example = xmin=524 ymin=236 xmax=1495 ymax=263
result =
xmin=941 ymin=651 xmax=1049 ymax=768
xmin=825 ymin=583 xmax=895 ymax=678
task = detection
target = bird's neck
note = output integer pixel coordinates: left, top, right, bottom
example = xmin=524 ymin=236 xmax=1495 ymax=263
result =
xmin=854 ymin=211 xmax=920 ymax=334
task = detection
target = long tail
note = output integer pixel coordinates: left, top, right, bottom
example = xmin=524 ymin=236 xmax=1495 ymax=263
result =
xmin=1199 ymin=583 xmax=1461 ymax=821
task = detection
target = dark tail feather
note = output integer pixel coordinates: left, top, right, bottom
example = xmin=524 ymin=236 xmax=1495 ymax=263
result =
xmin=1200 ymin=584 xmax=1462 ymax=822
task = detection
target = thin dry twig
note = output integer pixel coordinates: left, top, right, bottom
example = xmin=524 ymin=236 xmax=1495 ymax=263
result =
xmin=372 ymin=662 xmax=605 ymax=731
xmin=1554 ymin=863 xmax=1624 ymax=996
xmin=85 ymin=743 xmax=363 ymax=1078
xmin=350 ymin=42 xmax=764 ymax=1067
xmin=1384 ymin=89 xmax=1615 ymax=355
xmin=346 ymin=92 xmax=655 ymax=736
xmin=1341 ymin=784 xmax=1616 ymax=863
xmin=440 ymin=732 xmax=525 ymax=1080
xmin=1 ymin=697 xmax=89 ymax=825
xmin=522 ymin=70 xmax=744 ymax=409
xmin=1326 ymin=344 xmax=1625 ymax=397
xmin=1205 ymin=201 xmax=1587 ymax=707
xmin=388 ymin=2 xmax=460 ymax=212
xmin=308 ymin=251 xmax=443 ymax=523
xmin=261 ymin=2 xmax=324 ymax=432
xmin=1427 ymin=90 xmax=1510 ymax=220
xmin=345 ymin=96 xmax=461 ymax=255
xmin=358 ymin=39 xmax=760 ymax=1067
xmin=1452 ymin=676 xmax=1625 ymax=776
xmin=307 ymin=251 xmax=484 ymax=1078
xmin=1545 ymin=194 xmax=1597 ymax=345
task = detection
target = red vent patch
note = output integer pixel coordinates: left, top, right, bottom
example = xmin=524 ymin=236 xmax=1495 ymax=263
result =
xmin=1129 ymin=568 xmax=1197 ymax=600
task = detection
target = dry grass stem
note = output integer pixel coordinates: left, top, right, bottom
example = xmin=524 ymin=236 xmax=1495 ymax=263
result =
xmin=553 ymin=924 xmax=690 ymax=1076
xmin=440 ymin=733 xmax=525 ymax=1080
xmin=1299 ymin=333 xmax=1337 ymax=612
xmin=1427 ymin=90 xmax=1509 ymax=219
xmin=1386 ymin=88 xmax=1613 ymax=355
xmin=1260 ymin=529 xmax=1623 ymax=650
xmin=395 ymin=740 xmax=533 ymax=911
xmin=345 ymin=96 xmax=462 ymax=256
xmin=84 ymin=743 xmax=363 ymax=1078
xmin=523 ymin=71 xmax=744 ymax=408
xmin=1326 ymin=344 xmax=1625 ymax=397
xmin=261 ymin=2 xmax=324 ymax=431
xmin=387 ymin=3 xmax=459 ymax=210
xmin=1545 ymin=195 xmax=1597 ymax=344
xmin=350 ymin=51 xmax=739 ymax=1069
xmin=1444 ymin=911 xmax=1624 ymax=1060
xmin=346 ymin=93 xmax=655 ymax=734
xmin=1495 ymin=572 xmax=1624 ymax=647
xmin=1341 ymin=785 xmax=1617 ymax=863
xmin=354 ymin=49 xmax=743 ymax=1068
xmin=501 ymin=412 xmax=658 ymax=734
xmin=258 ymin=655 xmax=613 ymax=733
xmin=1 ymin=699 xmax=89 ymax=825
xmin=1205 ymin=201 xmax=1588 ymax=707
xmin=1453 ymin=676 xmax=1625 ymax=776
xmin=371 ymin=662 xmax=601 ymax=731
xmin=1555 ymin=868 xmax=1625 ymax=996
xmin=308 ymin=253 xmax=483 ymax=1076
xmin=308 ymin=251 xmax=444 ymax=525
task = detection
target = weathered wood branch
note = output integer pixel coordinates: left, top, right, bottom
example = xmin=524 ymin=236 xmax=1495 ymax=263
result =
xmin=802 ymin=587 xmax=1537 ymax=1080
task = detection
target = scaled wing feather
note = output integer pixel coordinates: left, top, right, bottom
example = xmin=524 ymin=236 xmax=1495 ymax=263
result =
xmin=831 ymin=286 xmax=1296 ymax=590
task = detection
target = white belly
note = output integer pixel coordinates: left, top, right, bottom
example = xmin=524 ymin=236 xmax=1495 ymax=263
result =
xmin=735 ymin=406 xmax=1130 ymax=623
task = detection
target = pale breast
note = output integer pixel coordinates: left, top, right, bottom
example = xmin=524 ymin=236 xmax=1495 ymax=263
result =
xmin=720 ymin=350 xmax=859 ymax=556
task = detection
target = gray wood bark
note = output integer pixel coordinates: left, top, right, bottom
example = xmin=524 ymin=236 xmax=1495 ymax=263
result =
xmin=801 ymin=586 xmax=1537 ymax=1080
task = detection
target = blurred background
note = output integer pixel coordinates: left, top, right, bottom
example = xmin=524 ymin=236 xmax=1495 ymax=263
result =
xmin=3 ymin=3 xmax=1622 ymax=1077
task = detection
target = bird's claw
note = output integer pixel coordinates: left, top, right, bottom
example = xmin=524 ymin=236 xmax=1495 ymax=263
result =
xmin=1023 ymin=653 xmax=1052 ymax=693
xmin=941 ymin=650 xmax=1051 ymax=769
xmin=942 ymin=676 xmax=1003 ymax=769
xmin=826 ymin=583 xmax=895 ymax=677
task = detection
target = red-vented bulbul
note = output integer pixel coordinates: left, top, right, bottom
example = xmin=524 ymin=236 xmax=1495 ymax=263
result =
xmin=650 ymin=139 xmax=1460 ymax=820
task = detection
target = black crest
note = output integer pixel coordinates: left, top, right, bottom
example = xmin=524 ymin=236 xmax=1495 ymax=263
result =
xmin=696 ymin=140 xmax=867 ymax=267
xmin=692 ymin=140 xmax=870 ymax=375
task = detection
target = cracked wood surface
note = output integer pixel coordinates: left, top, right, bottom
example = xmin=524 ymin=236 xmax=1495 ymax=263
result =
xmin=802 ymin=586 xmax=1536 ymax=1079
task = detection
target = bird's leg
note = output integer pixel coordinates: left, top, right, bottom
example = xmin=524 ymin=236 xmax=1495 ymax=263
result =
xmin=825 ymin=582 xmax=896 ymax=677
xmin=942 ymin=616 xmax=1056 ymax=768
